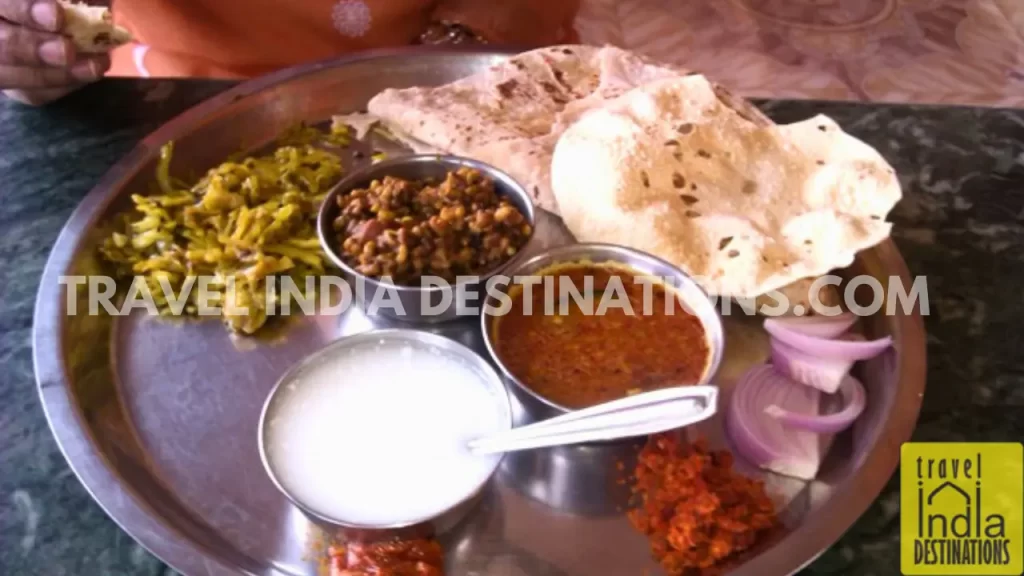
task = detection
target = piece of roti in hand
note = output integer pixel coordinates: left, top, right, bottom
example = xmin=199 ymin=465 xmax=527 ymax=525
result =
xmin=550 ymin=74 xmax=902 ymax=301
xmin=365 ymin=45 xmax=689 ymax=215
xmin=59 ymin=1 xmax=133 ymax=54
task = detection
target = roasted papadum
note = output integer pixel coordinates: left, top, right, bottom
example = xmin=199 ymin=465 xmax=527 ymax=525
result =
xmin=549 ymin=74 xmax=901 ymax=300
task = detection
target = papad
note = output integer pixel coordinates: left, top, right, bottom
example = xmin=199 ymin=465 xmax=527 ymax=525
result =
xmin=549 ymin=74 xmax=901 ymax=300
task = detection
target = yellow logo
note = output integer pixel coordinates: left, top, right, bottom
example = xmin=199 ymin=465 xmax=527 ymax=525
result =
xmin=901 ymin=442 xmax=1023 ymax=575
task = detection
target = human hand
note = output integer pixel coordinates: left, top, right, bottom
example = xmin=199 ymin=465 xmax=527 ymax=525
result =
xmin=1 ymin=0 xmax=110 ymax=105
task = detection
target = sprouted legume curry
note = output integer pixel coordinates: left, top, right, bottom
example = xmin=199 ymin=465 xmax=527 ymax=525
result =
xmin=331 ymin=167 xmax=531 ymax=285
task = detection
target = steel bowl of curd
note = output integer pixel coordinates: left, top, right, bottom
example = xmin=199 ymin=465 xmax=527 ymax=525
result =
xmin=257 ymin=329 xmax=513 ymax=540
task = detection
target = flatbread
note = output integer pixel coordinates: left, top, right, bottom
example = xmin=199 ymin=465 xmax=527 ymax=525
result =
xmin=549 ymin=74 xmax=901 ymax=299
xmin=365 ymin=45 xmax=688 ymax=214
xmin=60 ymin=1 xmax=133 ymax=54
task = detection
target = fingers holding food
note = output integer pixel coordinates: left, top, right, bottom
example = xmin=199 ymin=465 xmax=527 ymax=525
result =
xmin=0 ymin=25 xmax=73 ymax=68
xmin=1 ymin=0 xmax=128 ymax=102
xmin=0 ymin=7 xmax=74 ymax=68
xmin=0 ymin=0 xmax=78 ymax=101
xmin=0 ymin=0 xmax=63 ymax=31
xmin=0 ymin=51 xmax=106 ymax=88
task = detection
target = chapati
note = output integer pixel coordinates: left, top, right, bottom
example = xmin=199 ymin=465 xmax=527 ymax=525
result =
xmin=364 ymin=45 xmax=688 ymax=214
xmin=60 ymin=1 xmax=133 ymax=53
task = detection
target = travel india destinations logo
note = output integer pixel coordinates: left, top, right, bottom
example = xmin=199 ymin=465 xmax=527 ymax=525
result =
xmin=900 ymin=442 xmax=1023 ymax=575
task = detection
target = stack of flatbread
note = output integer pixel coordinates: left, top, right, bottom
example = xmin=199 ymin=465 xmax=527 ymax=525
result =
xmin=349 ymin=45 xmax=902 ymax=310
xmin=362 ymin=45 xmax=772 ymax=215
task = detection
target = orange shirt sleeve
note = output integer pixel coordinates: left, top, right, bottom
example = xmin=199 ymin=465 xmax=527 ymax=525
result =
xmin=430 ymin=0 xmax=580 ymax=47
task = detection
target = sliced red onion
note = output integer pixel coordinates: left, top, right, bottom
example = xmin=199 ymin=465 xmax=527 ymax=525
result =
xmin=725 ymin=364 xmax=834 ymax=480
xmin=764 ymin=374 xmax=866 ymax=434
xmin=764 ymin=312 xmax=857 ymax=339
xmin=770 ymin=338 xmax=854 ymax=394
xmin=764 ymin=319 xmax=892 ymax=361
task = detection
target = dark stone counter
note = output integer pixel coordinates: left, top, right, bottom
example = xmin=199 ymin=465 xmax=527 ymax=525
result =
xmin=1 ymin=80 xmax=1022 ymax=575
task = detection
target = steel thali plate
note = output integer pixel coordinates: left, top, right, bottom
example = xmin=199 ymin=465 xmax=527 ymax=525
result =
xmin=33 ymin=48 xmax=927 ymax=576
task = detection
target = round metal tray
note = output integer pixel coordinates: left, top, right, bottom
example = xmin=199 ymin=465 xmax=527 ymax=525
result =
xmin=33 ymin=47 xmax=927 ymax=576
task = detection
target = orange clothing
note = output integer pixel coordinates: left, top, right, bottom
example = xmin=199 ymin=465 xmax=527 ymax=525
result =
xmin=109 ymin=0 xmax=580 ymax=78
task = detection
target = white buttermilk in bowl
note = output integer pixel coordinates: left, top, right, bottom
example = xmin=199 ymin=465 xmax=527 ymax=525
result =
xmin=261 ymin=334 xmax=509 ymax=527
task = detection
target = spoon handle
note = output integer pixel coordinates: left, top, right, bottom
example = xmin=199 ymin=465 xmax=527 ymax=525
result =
xmin=468 ymin=385 xmax=718 ymax=455
xmin=520 ymin=385 xmax=718 ymax=430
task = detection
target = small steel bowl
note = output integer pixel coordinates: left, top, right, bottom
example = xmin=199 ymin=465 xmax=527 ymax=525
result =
xmin=480 ymin=243 xmax=725 ymax=421
xmin=317 ymin=154 xmax=537 ymax=324
xmin=257 ymin=329 xmax=513 ymax=542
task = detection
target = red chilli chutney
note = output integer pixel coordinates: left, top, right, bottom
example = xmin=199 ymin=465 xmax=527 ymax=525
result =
xmin=492 ymin=262 xmax=711 ymax=409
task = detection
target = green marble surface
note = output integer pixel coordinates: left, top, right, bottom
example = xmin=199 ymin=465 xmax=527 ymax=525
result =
xmin=1 ymin=79 xmax=1022 ymax=576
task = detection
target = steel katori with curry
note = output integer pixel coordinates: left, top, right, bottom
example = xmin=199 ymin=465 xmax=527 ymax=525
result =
xmin=491 ymin=262 xmax=713 ymax=410
xmin=332 ymin=167 xmax=532 ymax=285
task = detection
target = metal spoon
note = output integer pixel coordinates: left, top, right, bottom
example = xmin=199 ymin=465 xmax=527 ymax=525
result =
xmin=467 ymin=385 xmax=718 ymax=455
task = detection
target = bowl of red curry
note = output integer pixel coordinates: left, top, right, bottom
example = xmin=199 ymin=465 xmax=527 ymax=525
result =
xmin=481 ymin=243 xmax=724 ymax=419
